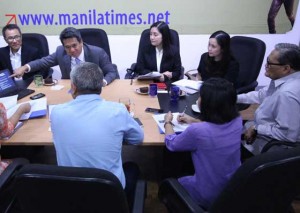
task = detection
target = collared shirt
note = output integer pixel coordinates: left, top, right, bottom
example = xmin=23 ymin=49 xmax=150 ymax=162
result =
xmin=71 ymin=48 xmax=85 ymax=69
xmin=10 ymin=47 xmax=22 ymax=80
xmin=156 ymin=47 xmax=163 ymax=72
xmin=238 ymin=71 xmax=300 ymax=142
xmin=165 ymin=116 xmax=242 ymax=209
xmin=50 ymin=94 xmax=144 ymax=188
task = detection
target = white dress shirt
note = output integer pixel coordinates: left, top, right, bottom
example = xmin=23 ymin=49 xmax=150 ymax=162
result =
xmin=156 ymin=47 xmax=163 ymax=72
xmin=10 ymin=48 xmax=22 ymax=80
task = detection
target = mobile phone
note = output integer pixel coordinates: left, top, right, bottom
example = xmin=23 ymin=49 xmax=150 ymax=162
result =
xmin=145 ymin=107 xmax=163 ymax=113
xmin=30 ymin=93 xmax=45 ymax=100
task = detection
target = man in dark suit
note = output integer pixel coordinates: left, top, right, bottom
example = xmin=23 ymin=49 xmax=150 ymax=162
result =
xmin=12 ymin=27 xmax=118 ymax=86
xmin=0 ymin=24 xmax=45 ymax=82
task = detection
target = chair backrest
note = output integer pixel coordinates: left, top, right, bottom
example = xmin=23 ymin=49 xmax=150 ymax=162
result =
xmin=210 ymin=147 xmax=300 ymax=213
xmin=0 ymin=158 xmax=29 ymax=212
xmin=230 ymin=36 xmax=266 ymax=94
xmin=78 ymin=28 xmax=112 ymax=62
xmin=9 ymin=164 xmax=130 ymax=213
xmin=22 ymin=33 xmax=52 ymax=78
xmin=136 ymin=28 xmax=180 ymax=62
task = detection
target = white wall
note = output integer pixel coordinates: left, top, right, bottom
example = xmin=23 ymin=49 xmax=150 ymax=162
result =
xmin=1 ymin=3 xmax=300 ymax=86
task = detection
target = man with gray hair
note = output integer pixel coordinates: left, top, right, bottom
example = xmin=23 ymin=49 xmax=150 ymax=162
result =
xmin=238 ymin=43 xmax=300 ymax=155
xmin=50 ymin=62 xmax=143 ymax=207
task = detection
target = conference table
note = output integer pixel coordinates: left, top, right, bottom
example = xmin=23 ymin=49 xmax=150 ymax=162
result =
xmin=0 ymin=79 xmax=255 ymax=146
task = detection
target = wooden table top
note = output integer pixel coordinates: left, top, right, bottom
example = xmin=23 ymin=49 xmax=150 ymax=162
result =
xmin=1 ymin=79 xmax=165 ymax=146
xmin=1 ymin=79 xmax=256 ymax=146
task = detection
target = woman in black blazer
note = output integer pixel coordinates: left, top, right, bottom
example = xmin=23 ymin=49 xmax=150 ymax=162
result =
xmin=135 ymin=21 xmax=182 ymax=83
xmin=196 ymin=30 xmax=239 ymax=89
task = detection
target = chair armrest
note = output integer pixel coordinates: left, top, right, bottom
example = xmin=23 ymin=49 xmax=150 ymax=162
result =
xmin=236 ymin=81 xmax=258 ymax=94
xmin=261 ymin=140 xmax=300 ymax=153
xmin=158 ymin=178 xmax=205 ymax=213
xmin=0 ymin=158 xmax=29 ymax=190
xmin=132 ymin=179 xmax=147 ymax=213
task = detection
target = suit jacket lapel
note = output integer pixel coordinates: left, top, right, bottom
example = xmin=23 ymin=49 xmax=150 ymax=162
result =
xmin=3 ymin=46 xmax=13 ymax=73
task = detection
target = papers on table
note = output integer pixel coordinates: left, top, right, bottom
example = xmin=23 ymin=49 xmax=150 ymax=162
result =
xmin=0 ymin=95 xmax=47 ymax=120
xmin=172 ymin=79 xmax=203 ymax=94
xmin=152 ymin=112 xmax=189 ymax=134
xmin=137 ymin=72 xmax=161 ymax=80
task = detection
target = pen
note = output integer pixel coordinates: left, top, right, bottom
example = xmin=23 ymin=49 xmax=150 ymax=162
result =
xmin=130 ymin=78 xmax=133 ymax=85
xmin=180 ymin=105 xmax=187 ymax=116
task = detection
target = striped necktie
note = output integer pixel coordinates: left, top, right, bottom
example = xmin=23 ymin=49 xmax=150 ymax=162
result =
xmin=75 ymin=58 xmax=81 ymax=65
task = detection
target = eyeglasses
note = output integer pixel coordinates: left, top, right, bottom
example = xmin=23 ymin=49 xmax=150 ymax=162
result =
xmin=6 ymin=35 xmax=21 ymax=42
xmin=64 ymin=43 xmax=79 ymax=50
xmin=266 ymin=58 xmax=285 ymax=68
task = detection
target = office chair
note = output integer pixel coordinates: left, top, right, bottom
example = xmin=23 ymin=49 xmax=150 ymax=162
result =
xmin=158 ymin=147 xmax=300 ymax=213
xmin=125 ymin=28 xmax=184 ymax=79
xmin=231 ymin=36 xmax=266 ymax=110
xmin=261 ymin=139 xmax=300 ymax=153
xmin=5 ymin=164 xmax=147 ymax=213
xmin=78 ymin=28 xmax=120 ymax=79
xmin=0 ymin=158 xmax=29 ymax=212
xmin=22 ymin=33 xmax=53 ymax=79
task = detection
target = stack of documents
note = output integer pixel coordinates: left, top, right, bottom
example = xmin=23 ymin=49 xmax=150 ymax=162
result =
xmin=152 ymin=112 xmax=189 ymax=134
xmin=137 ymin=72 xmax=161 ymax=80
xmin=0 ymin=95 xmax=47 ymax=120
xmin=172 ymin=79 xmax=203 ymax=94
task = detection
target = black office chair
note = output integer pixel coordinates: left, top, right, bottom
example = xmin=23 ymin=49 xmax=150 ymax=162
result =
xmin=0 ymin=158 xmax=29 ymax=212
xmin=261 ymin=139 xmax=300 ymax=153
xmin=5 ymin=164 xmax=147 ymax=213
xmin=22 ymin=33 xmax=53 ymax=79
xmin=158 ymin=147 xmax=300 ymax=213
xmin=126 ymin=28 xmax=184 ymax=79
xmin=231 ymin=36 xmax=266 ymax=111
xmin=78 ymin=28 xmax=120 ymax=79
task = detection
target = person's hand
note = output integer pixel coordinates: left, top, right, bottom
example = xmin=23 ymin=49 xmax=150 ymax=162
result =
xmin=159 ymin=74 xmax=165 ymax=82
xmin=19 ymin=103 xmax=31 ymax=114
xmin=244 ymin=125 xmax=257 ymax=144
xmin=177 ymin=113 xmax=200 ymax=124
xmin=164 ymin=111 xmax=173 ymax=123
xmin=162 ymin=71 xmax=172 ymax=79
xmin=10 ymin=66 xmax=28 ymax=78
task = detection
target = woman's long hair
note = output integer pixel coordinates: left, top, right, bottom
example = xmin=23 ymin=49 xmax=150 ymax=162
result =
xmin=200 ymin=78 xmax=239 ymax=124
xmin=205 ymin=30 xmax=232 ymax=77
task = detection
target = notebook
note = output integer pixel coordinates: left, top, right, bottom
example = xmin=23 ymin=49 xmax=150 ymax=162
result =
xmin=0 ymin=69 xmax=35 ymax=100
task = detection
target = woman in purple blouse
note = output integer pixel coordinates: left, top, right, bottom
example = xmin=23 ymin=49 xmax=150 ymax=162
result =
xmin=164 ymin=78 xmax=243 ymax=210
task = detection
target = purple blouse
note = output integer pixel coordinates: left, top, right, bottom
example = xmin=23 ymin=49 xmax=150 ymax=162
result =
xmin=165 ymin=116 xmax=243 ymax=209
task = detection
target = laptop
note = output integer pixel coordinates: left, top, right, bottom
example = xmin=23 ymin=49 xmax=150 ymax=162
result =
xmin=0 ymin=69 xmax=35 ymax=100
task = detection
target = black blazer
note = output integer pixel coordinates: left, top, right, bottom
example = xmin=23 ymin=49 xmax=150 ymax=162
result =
xmin=135 ymin=44 xmax=182 ymax=82
xmin=197 ymin=52 xmax=239 ymax=89
xmin=0 ymin=45 xmax=42 ymax=80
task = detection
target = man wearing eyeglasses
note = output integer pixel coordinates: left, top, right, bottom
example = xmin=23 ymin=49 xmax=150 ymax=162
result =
xmin=11 ymin=27 xmax=118 ymax=86
xmin=238 ymin=43 xmax=300 ymax=155
xmin=0 ymin=24 xmax=44 ymax=81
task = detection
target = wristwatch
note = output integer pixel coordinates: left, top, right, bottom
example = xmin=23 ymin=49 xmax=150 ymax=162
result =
xmin=253 ymin=125 xmax=258 ymax=135
xmin=164 ymin=121 xmax=174 ymax=128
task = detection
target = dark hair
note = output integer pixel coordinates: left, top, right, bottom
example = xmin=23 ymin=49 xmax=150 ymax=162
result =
xmin=2 ymin=24 xmax=22 ymax=38
xmin=275 ymin=43 xmax=300 ymax=71
xmin=150 ymin=21 xmax=173 ymax=58
xmin=70 ymin=62 xmax=103 ymax=95
xmin=205 ymin=30 xmax=232 ymax=77
xmin=200 ymin=78 xmax=239 ymax=124
xmin=59 ymin=27 xmax=82 ymax=44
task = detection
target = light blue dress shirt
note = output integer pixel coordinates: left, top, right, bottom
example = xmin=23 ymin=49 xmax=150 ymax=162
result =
xmin=238 ymin=71 xmax=300 ymax=153
xmin=50 ymin=94 xmax=144 ymax=188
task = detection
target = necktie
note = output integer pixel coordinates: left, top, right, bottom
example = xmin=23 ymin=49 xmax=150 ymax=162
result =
xmin=266 ymin=80 xmax=275 ymax=96
xmin=75 ymin=58 xmax=81 ymax=65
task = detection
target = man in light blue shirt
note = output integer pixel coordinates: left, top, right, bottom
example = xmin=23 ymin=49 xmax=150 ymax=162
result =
xmin=238 ymin=43 xmax=300 ymax=154
xmin=50 ymin=62 xmax=144 ymax=189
